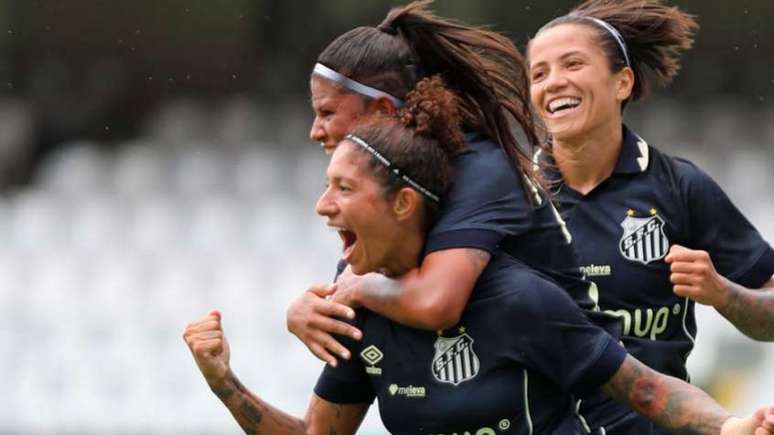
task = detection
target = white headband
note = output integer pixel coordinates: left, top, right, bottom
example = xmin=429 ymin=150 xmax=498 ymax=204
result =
xmin=585 ymin=17 xmax=631 ymax=67
xmin=313 ymin=63 xmax=404 ymax=108
xmin=345 ymin=134 xmax=440 ymax=203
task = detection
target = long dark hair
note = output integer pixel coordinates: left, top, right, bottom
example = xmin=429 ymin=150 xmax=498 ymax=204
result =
xmin=346 ymin=75 xmax=465 ymax=230
xmin=318 ymin=0 xmax=539 ymax=188
xmin=535 ymin=0 xmax=698 ymax=105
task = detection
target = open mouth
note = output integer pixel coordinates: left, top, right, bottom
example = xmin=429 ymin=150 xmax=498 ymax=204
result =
xmin=337 ymin=228 xmax=358 ymax=261
xmin=321 ymin=142 xmax=337 ymax=155
xmin=547 ymin=97 xmax=581 ymax=115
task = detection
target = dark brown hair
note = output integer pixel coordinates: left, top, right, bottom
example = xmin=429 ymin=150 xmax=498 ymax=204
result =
xmin=535 ymin=0 xmax=698 ymax=105
xmin=346 ymin=75 xmax=465 ymax=230
xmin=318 ymin=0 xmax=539 ymax=188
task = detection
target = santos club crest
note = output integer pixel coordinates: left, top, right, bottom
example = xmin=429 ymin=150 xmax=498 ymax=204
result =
xmin=619 ymin=211 xmax=670 ymax=264
xmin=431 ymin=331 xmax=479 ymax=386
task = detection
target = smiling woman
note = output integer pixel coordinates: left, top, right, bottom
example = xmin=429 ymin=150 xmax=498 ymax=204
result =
xmin=526 ymin=1 xmax=774 ymax=434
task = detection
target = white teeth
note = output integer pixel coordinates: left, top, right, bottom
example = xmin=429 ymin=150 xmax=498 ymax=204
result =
xmin=548 ymin=97 xmax=581 ymax=113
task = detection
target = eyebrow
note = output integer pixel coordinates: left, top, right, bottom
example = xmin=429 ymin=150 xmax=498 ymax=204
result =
xmin=530 ymin=50 xmax=588 ymax=70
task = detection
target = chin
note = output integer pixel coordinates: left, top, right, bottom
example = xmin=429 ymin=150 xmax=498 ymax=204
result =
xmin=548 ymin=122 xmax=584 ymax=142
xmin=348 ymin=262 xmax=369 ymax=276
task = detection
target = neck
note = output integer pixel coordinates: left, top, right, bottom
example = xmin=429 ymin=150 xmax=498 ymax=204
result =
xmin=380 ymin=228 xmax=424 ymax=278
xmin=553 ymin=121 xmax=623 ymax=195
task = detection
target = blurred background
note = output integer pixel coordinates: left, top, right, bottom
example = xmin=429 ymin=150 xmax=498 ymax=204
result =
xmin=0 ymin=0 xmax=771 ymax=433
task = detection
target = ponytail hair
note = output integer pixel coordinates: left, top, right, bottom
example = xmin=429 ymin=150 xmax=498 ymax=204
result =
xmin=318 ymin=0 xmax=540 ymax=193
xmin=346 ymin=75 xmax=464 ymax=230
xmin=536 ymin=0 xmax=698 ymax=104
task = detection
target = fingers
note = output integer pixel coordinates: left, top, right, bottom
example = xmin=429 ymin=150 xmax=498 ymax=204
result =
xmin=184 ymin=319 xmax=220 ymax=335
xmin=672 ymin=284 xmax=696 ymax=298
xmin=308 ymin=341 xmax=340 ymax=367
xmin=669 ymin=261 xmax=708 ymax=274
xmin=665 ymin=244 xmax=687 ymax=263
xmin=670 ymin=272 xmax=696 ymax=285
xmin=298 ymin=286 xmax=355 ymax=319
xmin=191 ymin=337 xmax=225 ymax=356
xmin=317 ymin=299 xmax=356 ymax=320
xmin=665 ymin=245 xmax=710 ymax=264
xmin=183 ymin=310 xmax=224 ymax=345
xmin=309 ymin=330 xmax=352 ymax=360
xmin=309 ymin=315 xmax=362 ymax=341
xmin=306 ymin=283 xmax=338 ymax=297
xmin=763 ymin=408 xmax=774 ymax=431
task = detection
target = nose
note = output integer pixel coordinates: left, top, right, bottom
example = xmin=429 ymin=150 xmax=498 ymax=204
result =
xmin=309 ymin=116 xmax=325 ymax=142
xmin=544 ymin=68 xmax=568 ymax=92
xmin=315 ymin=187 xmax=336 ymax=217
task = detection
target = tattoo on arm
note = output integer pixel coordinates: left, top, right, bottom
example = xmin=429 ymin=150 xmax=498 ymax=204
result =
xmin=603 ymin=355 xmax=730 ymax=435
xmin=211 ymin=372 xmax=306 ymax=434
xmin=306 ymin=395 xmax=368 ymax=435
xmin=717 ymin=281 xmax=774 ymax=341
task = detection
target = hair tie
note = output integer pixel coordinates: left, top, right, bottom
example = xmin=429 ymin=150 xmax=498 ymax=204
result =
xmin=345 ymin=134 xmax=440 ymax=203
xmin=583 ymin=16 xmax=631 ymax=67
xmin=312 ymin=63 xmax=404 ymax=108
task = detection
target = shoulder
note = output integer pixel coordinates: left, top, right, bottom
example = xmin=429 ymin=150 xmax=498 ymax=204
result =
xmin=475 ymin=254 xmax=576 ymax=314
xmin=647 ymin=145 xmax=717 ymax=188
xmin=456 ymin=132 xmax=520 ymax=181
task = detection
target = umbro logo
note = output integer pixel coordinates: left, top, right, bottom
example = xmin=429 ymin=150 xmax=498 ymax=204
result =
xmin=360 ymin=345 xmax=384 ymax=375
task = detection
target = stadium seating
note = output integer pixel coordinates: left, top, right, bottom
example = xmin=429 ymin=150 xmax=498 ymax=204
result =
xmin=0 ymin=97 xmax=771 ymax=434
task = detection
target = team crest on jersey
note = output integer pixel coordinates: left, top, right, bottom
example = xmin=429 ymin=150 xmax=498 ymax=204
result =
xmin=619 ymin=210 xmax=670 ymax=264
xmin=431 ymin=328 xmax=479 ymax=386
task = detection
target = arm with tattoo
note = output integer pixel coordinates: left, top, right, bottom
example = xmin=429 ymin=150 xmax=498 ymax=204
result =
xmin=667 ymin=245 xmax=774 ymax=341
xmin=184 ymin=310 xmax=368 ymax=435
xmin=334 ymin=248 xmax=491 ymax=330
xmin=209 ymin=370 xmax=306 ymax=434
xmin=603 ymin=355 xmax=731 ymax=434
xmin=716 ymin=278 xmax=774 ymax=341
xmin=210 ymin=371 xmax=367 ymax=435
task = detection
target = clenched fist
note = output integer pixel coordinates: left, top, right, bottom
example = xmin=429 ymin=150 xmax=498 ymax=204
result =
xmin=183 ymin=309 xmax=231 ymax=387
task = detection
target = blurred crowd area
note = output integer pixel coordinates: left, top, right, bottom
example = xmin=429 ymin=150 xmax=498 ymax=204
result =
xmin=0 ymin=96 xmax=772 ymax=434
xmin=0 ymin=1 xmax=772 ymax=434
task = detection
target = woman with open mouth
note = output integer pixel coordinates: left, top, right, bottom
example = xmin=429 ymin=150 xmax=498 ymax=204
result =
xmin=183 ymin=75 xmax=774 ymax=435
xmin=293 ymin=0 xmax=597 ymax=378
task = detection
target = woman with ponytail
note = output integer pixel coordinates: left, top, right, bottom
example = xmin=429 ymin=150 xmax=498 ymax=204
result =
xmin=527 ymin=0 xmax=774 ymax=433
xmin=294 ymin=0 xmax=596 ymax=373
xmin=185 ymin=75 xmax=774 ymax=435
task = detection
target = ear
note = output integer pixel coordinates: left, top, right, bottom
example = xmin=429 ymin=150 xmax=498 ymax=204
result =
xmin=392 ymin=187 xmax=420 ymax=222
xmin=366 ymin=96 xmax=398 ymax=116
xmin=615 ymin=67 xmax=635 ymax=102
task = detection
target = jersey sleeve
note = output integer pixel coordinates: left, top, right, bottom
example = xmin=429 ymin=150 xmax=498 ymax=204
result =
xmin=504 ymin=273 xmax=627 ymax=395
xmin=313 ymin=314 xmax=376 ymax=404
xmin=425 ymin=136 xmax=534 ymax=255
xmin=677 ymin=159 xmax=774 ymax=288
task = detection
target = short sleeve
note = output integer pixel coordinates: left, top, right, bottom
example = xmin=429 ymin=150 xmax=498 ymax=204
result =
xmin=425 ymin=135 xmax=534 ymax=255
xmin=678 ymin=159 xmax=774 ymax=288
xmin=505 ymin=274 xmax=627 ymax=395
xmin=313 ymin=315 xmax=376 ymax=404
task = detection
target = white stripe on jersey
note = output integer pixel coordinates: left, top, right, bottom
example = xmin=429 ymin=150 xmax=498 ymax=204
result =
xmin=523 ymin=370 xmax=534 ymax=435
xmin=681 ymin=296 xmax=695 ymax=381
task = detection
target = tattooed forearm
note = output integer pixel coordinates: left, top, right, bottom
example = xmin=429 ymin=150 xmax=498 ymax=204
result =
xmin=210 ymin=371 xmax=306 ymax=434
xmin=717 ymin=281 xmax=774 ymax=341
xmin=604 ymin=355 xmax=730 ymax=434
xmin=305 ymin=395 xmax=368 ymax=435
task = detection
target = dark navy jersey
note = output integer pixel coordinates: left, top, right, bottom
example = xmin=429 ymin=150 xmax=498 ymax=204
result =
xmin=427 ymin=131 xmax=594 ymax=310
xmin=542 ymin=125 xmax=774 ymax=433
xmin=315 ymin=254 xmax=627 ymax=435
